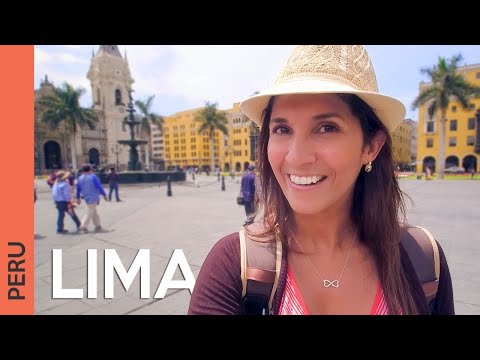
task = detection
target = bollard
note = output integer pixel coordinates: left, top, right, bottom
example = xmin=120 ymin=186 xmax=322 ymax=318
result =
xmin=218 ymin=172 xmax=220 ymax=182
xmin=192 ymin=172 xmax=195 ymax=181
xmin=167 ymin=176 xmax=172 ymax=197
xmin=221 ymin=175 xmax=225 ymax=191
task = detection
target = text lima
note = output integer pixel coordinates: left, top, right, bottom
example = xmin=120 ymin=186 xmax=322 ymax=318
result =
xmin=52 ymin=249 xmax=195 ymax=299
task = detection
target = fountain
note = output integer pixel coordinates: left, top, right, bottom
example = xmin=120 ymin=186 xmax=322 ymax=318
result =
xmin=99 ymin=89 xmax=186 ymax=185
xmin=118 ymin=89 xmax=148 ymax=171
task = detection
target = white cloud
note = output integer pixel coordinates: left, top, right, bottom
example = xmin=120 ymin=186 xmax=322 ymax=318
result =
xmin=64 ymin=45 xmax=83 ymax=50
xmin=117 ymin=45 xmax=295 ymax=112
xmin=58 ymin=53 xmax=89 ymax=64
xmin=34 ymin=46 xmax=52 ymax=65
xmin=164 ymin=45 xmax=295 ymax=109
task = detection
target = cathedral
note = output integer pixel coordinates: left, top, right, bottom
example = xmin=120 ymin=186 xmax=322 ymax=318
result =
xmin=34 ymin=45 xmax=139 ymax=175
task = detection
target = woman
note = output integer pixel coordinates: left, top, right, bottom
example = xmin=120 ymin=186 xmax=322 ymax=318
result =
xmin=188 ymin=45 xmax=454 ymax=315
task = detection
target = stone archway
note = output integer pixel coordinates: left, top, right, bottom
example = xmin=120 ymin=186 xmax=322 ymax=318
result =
xmin=44 ymin=141 xmax=62 ymax=169
xmin=445 ymin=155 xmax=459 ymax=168
xmin=462 ymin=155 xmax=477 ymax=172
xmin=235 ymin=162 xmax=242 ymax=172
xmin=423 ymin=156 xmax=436 ymax=173
xmin=224 ymin=163 xmax=230 ymax=172
xmin=88 ymin=148 xmax=100 ymax=166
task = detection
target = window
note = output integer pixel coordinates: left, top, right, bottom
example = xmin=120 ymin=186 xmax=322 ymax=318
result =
xmin=450 ymin=119 xmax=457 ymax=131
xmin=426 ymin=139 xmax=433 ymax=148
xmin=451 ymin=106 xmax=456 ymax=112
xmin=467 ymin=136 xmax=475 ymax=146
xmin=115 ymin=89 xmax=122 ymax=105
xmin=449 ymin=137 xmax=456 ymax=147
xmin=426 ymin=121 xmax=434 ymax=133
xmin=469 ymin=103 xmax=475 ymax=111
xmin=468 ymin=118 xmax=476 ymax=130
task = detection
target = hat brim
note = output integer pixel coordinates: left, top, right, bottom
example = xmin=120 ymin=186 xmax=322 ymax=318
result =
xmin=58 ymin=172 xmax=70 ymax=181
xmin=240 ymin=79 xmax=406 ymax=132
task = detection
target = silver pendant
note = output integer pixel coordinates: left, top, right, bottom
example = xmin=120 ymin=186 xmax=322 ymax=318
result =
xmin=323 ymin=279 xmax=339 ymax=288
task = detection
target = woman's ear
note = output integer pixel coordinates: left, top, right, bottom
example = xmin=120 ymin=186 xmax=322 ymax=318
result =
xmin=363 ymin=131 xmax=386 ymax=164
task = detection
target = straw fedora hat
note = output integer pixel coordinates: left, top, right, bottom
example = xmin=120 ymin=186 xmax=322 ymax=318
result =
xmin=240 ymin=45 xmax=406 ymax=132
xmin=55 ymin=170 xmax=70 ymax=181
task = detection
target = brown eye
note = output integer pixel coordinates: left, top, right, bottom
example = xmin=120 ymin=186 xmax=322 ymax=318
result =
xmin=319 ymin=124 xmax=338 ymax=133
xmin=272 ymin=126 xmax=290 ymax=134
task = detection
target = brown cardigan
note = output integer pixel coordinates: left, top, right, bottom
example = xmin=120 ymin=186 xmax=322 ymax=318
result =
xmin=188 ymin=232 xmax=455 ymax=315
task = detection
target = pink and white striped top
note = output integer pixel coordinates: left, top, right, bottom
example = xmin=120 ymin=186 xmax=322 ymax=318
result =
xmin=279 ymin=267 xmax=390 ymax=315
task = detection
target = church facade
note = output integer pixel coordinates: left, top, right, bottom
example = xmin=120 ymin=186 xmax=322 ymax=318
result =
xmin=34 ymin=45 xmax=138 ymax=175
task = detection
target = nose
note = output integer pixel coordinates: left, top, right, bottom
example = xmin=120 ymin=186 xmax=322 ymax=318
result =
xmin=285 ymin=134 xmax=317 ymax=165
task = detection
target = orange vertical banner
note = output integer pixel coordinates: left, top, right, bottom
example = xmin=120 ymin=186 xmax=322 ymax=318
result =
xmin=0 ymin=45 xmax=34 ymax=314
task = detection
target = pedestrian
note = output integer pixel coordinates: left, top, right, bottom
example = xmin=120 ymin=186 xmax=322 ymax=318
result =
xmin=240 ymin=164 xmax=256 ymax=226
xmin=52 ymin=170 xmax=81 ymax=234
xmin=76 ymin=164 xmax=108 ymax=233
xmin=188 ymin=45 xmax=454 ymax=315
xmin=107 ymin=167 xmax=121 ymax=202
xmin=426 ymin=166 xmax=432 ymax=180
xmin=470 ymin=167 xmax=475 ymax=179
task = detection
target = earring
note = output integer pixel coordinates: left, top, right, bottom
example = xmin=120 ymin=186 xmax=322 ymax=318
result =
xmin=365 ymin=162 xmax=372 ymax=173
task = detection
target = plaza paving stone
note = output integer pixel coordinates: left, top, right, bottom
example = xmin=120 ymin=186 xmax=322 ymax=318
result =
xmin=34 ymin=176 xmax=480 ymax=315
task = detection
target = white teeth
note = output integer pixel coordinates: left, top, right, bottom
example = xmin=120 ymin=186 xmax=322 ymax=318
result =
xmin=289 ymin=174 xmax=325 ymax=185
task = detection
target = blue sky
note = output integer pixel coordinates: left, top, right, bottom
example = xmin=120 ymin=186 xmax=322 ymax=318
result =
xmin=34 ymin=45 xmax=480 ymax=120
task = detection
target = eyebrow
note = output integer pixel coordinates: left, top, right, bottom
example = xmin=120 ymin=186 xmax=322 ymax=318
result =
xmin=271 ymin=112 xmax=344 ymax=124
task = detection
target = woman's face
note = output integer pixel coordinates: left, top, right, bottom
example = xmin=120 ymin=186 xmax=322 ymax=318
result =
xmin=268 ymin=94 xmax=377 ymax=216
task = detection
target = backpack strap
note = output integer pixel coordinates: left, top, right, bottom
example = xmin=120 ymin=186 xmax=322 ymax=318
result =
xmin=400 ymin=226 xmax=440 ymax=304
xmin=240 ymin=229 xmax=282 ymax=314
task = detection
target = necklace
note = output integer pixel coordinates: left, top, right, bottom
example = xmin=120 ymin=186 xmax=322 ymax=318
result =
xmin=291 ymin=228 xmax=358 ymax=288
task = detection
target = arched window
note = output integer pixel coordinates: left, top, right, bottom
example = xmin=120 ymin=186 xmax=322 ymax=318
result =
xmin=115 ymin=89 xmax=122 ymax=105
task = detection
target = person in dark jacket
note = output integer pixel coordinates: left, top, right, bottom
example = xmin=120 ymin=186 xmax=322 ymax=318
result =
xmin=240 ymin=164 xmax=256 ymax=226
xmin=189 ymin=45 xmax=454 ymax=315
xmin=107 ymin=167 xmax=121 ymax=202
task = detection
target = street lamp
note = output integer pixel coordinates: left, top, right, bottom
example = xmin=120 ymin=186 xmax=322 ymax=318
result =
xmin=101 ymin=128 xmax=107 ymax=164
xmin=111 ymin=144 xmax=123 ymax=169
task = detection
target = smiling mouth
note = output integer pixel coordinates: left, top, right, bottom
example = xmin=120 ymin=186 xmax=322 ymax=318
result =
xmin=288 ymin=174 xmax=327 ymax=186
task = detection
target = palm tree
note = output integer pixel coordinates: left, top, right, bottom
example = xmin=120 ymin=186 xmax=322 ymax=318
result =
xmin=412 ymin=54 xmax=480 ymax=179
xmin=135 ymin=95 xmax=164 ymax=170
xmin=38 ymin=82 xmax=97 ymax=171
xmin=196 ymin=101 xmax=228 ymax=172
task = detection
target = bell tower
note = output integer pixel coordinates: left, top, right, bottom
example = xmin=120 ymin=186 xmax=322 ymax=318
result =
xmin=87 ymin=45 xmax=134 ymax=167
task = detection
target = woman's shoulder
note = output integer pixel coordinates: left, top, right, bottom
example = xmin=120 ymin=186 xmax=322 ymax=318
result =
xmin=212 ymin=232 xmax=241 ymax=252
xmin=204 ymin=223 xmax=274 ymax=266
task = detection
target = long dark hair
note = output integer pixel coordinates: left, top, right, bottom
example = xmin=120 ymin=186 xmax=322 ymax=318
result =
xmin=255 ymin=94 xmax=419 ymax=315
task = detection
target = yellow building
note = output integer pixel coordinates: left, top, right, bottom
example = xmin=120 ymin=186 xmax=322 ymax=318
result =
xmin=417 ymin=64 xmax=480 ymax=173
xmin=223 ymin=102 xmax=254 ymax=172
xmin=392 ymin=119 xmax=415 ymax=168
xmin=161 ymin=107 xmax=224 ymax=171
